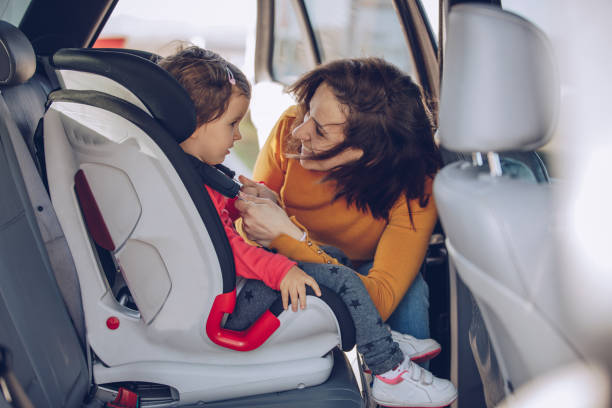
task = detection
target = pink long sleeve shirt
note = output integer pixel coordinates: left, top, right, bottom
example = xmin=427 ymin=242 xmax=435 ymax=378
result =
xmin=205 ymin=185 xmax=295 ymax=290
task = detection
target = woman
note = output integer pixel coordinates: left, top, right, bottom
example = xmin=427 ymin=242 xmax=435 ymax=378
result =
xmin=236 ymin=57 xmax=440 ymax=341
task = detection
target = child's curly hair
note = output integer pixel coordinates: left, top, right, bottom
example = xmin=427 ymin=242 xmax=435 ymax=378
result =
xmin=158 ymin=45 xmax=251 ymax=127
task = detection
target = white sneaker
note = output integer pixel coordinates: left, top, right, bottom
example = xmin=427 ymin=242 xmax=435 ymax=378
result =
xmin=362 ymin=330 xmax=442 ymax=374
xmin=390 ymin=329 xmax=441 ymax=364
xmin=373 ymin=358 xmax=457 ymax=408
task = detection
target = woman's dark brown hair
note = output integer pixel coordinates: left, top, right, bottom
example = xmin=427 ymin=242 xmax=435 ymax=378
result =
xmin=158 ymin=45 xmax=251 ymax=127
xmin=288 ymin=57 xmax=441 ymax=223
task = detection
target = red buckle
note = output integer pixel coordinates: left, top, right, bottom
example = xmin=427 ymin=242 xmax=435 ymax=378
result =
xmin=206 ymin=289 xmax=280 ymax=351
xmin=106 ymin=387 xmax=139 ymax=408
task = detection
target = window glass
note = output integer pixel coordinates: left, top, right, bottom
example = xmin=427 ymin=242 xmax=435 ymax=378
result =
xmin=272 ymin=1 xmax=315 ymax=84
xmin=304 ymin=0 xmax=416 ymax=78
xmin=0 ymin=0 xmax=31 ymax=26
xmin=419 ymin=0 xmax=439 ymax=42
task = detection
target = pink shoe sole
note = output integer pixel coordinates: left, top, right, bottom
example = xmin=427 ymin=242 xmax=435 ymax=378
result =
xmin=376 ymin=394 xmax=457 ymax=408
xmin=410 ymin=347 xmax=441 ymax=364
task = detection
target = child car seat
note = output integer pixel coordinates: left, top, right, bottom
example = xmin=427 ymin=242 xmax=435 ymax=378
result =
xmin=44 ymin=48 xmax=356 ymax=404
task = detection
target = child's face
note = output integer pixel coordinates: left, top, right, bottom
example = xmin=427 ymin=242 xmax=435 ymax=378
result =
xmin=180 ymin=91 xmax=250 ymax=165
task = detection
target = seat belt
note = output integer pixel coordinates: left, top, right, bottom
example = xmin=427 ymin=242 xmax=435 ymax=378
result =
xmin=0 ymin=93 xmax=86 ymax=347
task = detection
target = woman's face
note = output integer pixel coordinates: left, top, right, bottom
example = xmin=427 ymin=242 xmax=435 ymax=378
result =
xmin=293 ymin=82 xmax=363 ymax=171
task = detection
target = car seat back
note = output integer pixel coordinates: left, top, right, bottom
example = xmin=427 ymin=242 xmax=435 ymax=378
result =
xmin=0 ymin=21 xmax=89 ymax=408
xmin=435 ymin=3 xmax=577 ymax=394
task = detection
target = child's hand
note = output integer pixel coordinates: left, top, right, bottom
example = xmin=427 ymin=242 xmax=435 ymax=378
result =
xmin=239 ymin=175 xmax=279 ymax=204
xmin=279 ymin=266 xmax=321 ymax=312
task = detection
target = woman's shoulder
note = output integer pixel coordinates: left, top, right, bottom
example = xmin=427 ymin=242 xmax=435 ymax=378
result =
xmin=266 ymin=105 xmax=300 ymax=158
xmin=281 ymin=105 xmax=299 ymax=119
xmin=271 ymin=105 xmax=299 ymax=142
xmin=254 ymin=105 xmax=300 ymax=181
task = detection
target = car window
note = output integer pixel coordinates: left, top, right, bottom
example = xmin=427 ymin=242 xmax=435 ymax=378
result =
xmin=304 ymin=0 xmax=416 ymax=78
xmin=272 ymin=1 xmax=315 ymax=84
xmin=1 ymin=0 xmax=31 ymax=26
xmin=420 ymin=0 xmax=439 ymax=42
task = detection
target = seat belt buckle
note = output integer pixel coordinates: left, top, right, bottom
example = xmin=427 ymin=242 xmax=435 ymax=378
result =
xmin=106 ymin=387 xmax=139 ymax=408
xmin=0 ymin=376 xmax=12 ymax=404
xmin=0 ymin=347 xmax=13 ymax=404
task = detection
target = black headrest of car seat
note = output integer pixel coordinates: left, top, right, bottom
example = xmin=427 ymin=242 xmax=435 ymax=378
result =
xmin=50 ymin=48 xmax=196 ymax=143
xmin=0 ymin=20 xmax=36 ymax=86
xmin=90 ymin=48 xmax=161 ymax=63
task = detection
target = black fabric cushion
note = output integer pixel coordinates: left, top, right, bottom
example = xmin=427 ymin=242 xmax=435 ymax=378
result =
xmin=0 ymin=20 xmax=36 ymax=86
xmin=50 ymin=48 xmax=196 ymax=143
xmin=48 ymin=89 xmax=236 ymax=293
xmin=91 ymin=48 xmax=161 ymax=63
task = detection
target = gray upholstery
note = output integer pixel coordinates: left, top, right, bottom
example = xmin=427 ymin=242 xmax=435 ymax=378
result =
xmin=0 ymin=98 xmax=88 ymax=408
xmin=435 ymin=3 xmax=575 ymax=398
xmin=0 ymin=20 xmax=35 ymax=85
xmin=0 ymin=20 xmax=89 ymax=407
xmin=439 ymin=4 xmax=559 ymax=152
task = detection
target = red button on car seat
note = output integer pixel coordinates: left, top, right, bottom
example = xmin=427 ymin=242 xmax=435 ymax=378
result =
xmin=106 ymin=316 xmax=120 ymax=330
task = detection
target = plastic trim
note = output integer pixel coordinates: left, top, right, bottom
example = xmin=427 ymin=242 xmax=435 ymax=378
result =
xmin=74 ymin=169 xmax=116 ymax=251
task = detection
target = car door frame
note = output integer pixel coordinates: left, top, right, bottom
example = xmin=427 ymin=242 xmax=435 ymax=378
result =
xmin=255 ymin=0 xmax=439 ymax=99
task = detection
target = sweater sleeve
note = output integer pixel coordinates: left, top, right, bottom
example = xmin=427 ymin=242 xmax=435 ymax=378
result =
xmin=357 ymin=181 xmax=438 ymax=321
xmin=269 ymin=188 xmax=437 ymax=321
xmin=270 ymin=216 xmax=341 ymax=265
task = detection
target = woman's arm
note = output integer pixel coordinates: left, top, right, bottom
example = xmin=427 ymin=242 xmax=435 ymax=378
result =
xmin=235 ymin=193 xmax=342 ymax=264
xmin=234 ymin=193 xmax=303 ymax=247
xmin=358 ymin=188 xmax=438 ymax=321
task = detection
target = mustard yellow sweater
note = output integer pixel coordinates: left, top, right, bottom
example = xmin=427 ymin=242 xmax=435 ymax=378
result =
xmin=253 ymin=106 xmax=437 ymax=320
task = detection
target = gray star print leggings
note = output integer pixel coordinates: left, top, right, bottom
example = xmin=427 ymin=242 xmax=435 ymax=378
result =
xmin=224 ymin=262 xmax=404 ymax=375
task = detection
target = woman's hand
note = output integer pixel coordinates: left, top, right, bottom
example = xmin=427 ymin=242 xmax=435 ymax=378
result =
xmin=234 ymin=193 xmax=304 ymax=247
xmin=238 ymin=175 xmax=279 ymax=204
xmin=280 ymin=266 xmax=321 ymax=311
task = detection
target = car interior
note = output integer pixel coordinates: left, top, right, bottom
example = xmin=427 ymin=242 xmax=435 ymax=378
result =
xmin=1 ymin=0 xmax=609 ymax=407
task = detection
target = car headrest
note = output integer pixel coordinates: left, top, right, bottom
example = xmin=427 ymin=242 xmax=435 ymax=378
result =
xmin=50 ymin=48 xmax=196 ymax=143
xmin=439 ymin=4 xmax=559 ymax=152
xmin=0 ymin=20 xmax=36 ymax=86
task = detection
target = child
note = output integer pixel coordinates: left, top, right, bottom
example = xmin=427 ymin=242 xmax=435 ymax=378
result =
xmin=159 ymin=46 xmax=457 ymax=408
